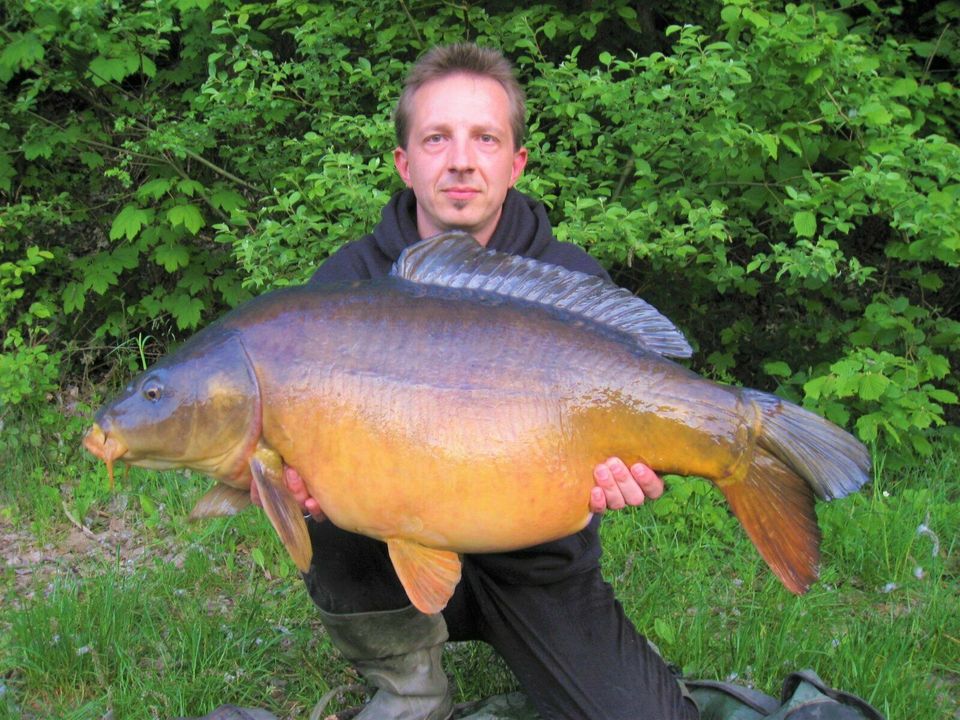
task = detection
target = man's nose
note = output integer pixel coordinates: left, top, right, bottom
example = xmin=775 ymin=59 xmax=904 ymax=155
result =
xmin=447 ymin=137 xmax=475 ymax=171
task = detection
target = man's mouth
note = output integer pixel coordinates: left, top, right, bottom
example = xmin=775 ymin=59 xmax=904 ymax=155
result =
xmin=442 ymin=187 xmax=481 ymax=201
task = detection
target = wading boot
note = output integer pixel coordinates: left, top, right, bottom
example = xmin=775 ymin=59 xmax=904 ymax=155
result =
xmin=319 ymin=604 xmax=454 ymax=720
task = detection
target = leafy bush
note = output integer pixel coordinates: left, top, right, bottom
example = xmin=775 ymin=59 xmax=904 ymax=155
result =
xmin=0 ymin=0 xmax=956 ymax=460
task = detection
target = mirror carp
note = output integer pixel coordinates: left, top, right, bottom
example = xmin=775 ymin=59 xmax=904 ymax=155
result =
xmin=84 ymin=232 xmax=870 ymax=614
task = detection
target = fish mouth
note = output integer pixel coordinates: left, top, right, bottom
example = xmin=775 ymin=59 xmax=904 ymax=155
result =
xmin=83 ymin=422 xmax=128 ymax=489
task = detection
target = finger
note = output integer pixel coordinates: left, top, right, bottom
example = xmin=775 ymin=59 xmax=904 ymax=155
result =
xmin=284 ymin=465 xmax=306 ymax=496
xmin=630 ymin=463 xmax=664 ymax=500
xmin=593 ymin=461 xmax=626 ymax=510
xmin=589 ymin=486 xmax=607 ymax=514
xmin=304 ymin=497 xmax=326 ymax=522
xmin=284 ymin=466 xmax=326 ymax=521
xmin=607 ymin=457 xmax=648 ymax=506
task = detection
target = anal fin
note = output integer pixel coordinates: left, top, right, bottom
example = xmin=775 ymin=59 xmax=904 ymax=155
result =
xmin=387 ymin=539 xmax=462 ymax=615
xmin=718 ymin=447 xmax=821 ymax=594
xmin=250 ymin=444 xmax=312 ymax=573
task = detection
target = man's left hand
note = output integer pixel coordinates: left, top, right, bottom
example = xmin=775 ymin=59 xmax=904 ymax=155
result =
xmin=590 ymin=458 xmax=663 ymax=514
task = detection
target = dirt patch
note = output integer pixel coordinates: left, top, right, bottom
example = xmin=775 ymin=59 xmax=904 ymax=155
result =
xmin=1 ymin=505 xmax=185 ymax=607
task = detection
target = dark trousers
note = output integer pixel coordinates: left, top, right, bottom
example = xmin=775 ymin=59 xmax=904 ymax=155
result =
xmin=303 ymin=515 xmax=698 ymax=720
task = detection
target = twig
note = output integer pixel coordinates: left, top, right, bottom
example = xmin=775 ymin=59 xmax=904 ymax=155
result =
xmin=61 ymin=501 xmax=103 ymax=544
xmin=922 ymin=23 xmax=950 ymax=82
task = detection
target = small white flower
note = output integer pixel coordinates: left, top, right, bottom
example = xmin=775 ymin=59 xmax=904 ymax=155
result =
xmin=76 ymin=645 xmax=91 ymax=656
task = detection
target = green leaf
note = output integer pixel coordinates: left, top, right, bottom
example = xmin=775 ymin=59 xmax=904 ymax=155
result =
xmin=89 ymin=57 xmax=130 ymax=85
xmin=80 ymin=151 xmax=105 ymax=169
xmin=110 ymin=205 xmax=153 ymax=241
xmin=858 ymin=373 xmax=890 ymax=401
xmin=742 ymin=8 xmax=769 ymax=28
xmin=889 ymin=77 xmax=917 ymax=97
xmin=62 ymin=282 xmax=85 ymax=314
xmin=167 ymin=204 xmax=205 ymax=234
xmin=804 ymin=376 xmax=828 ymax=401
xmin=177 ymin=179 xmax=206 ymax=197
xmin=720 ymin=6 xmax=741 ymax=23
xmin=759 ymin=133 xmax=778 ymax=160
xmin=166 ymin=293 xmax=205 ymax=329
xmin=859 ymin=102 xmax=892 ymax=127
xmin=653 ymin=617 xmax=676 ymax=645
xmin=210 ymin=189 xmax=246 ymax=212
xmin=22 ymin=139 xmax=52 ymax=160
xmin=927 ymin=388 xmax=958 ymax=404
xmin=251 ymin=547 xmax=266 ymax=568
xmin=139 ymin=493 xmax=157 ymax=516
xmin=855 ymin=413 xmax=881 ymax=442
xmin=763 ymin=361 xmax=792 ymax=378
xmin=153 ymin=242 xmax=190 ymax=272
xmin=793 ymin=211 xmax=816 ymax=238
xmin=138 ymin=178 xmax=175 ymax=200
xmin=0 ymin=33 xmax=44 ymax=82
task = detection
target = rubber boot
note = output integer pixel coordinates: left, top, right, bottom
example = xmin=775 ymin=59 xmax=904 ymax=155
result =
xmin=319 ymin=604 xmax=454 ymax=720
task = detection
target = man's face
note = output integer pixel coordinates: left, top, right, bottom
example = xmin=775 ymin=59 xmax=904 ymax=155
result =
xmin=394 ymin=73 xmax=528 ymax=246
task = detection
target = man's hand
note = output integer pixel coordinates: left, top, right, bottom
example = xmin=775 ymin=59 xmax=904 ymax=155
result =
xmin=590 ymin=457 xmax=663 ymax=514
xmin=249 ymin=466 xmax=326 ymax=522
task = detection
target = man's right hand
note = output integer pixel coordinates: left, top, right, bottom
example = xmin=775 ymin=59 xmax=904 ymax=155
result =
xmin=249 ymin=466 xmax=326 ymax=522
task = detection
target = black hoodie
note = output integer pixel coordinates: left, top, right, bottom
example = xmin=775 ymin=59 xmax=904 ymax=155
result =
xmin=310 ymin=187 xmax=611 ymax=284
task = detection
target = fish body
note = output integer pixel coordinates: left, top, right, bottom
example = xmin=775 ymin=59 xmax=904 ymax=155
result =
xmin=84 ymin=233 xmax=870 ymax=613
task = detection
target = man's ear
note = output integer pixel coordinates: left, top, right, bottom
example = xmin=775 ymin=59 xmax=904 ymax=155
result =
xmin=394 ymin=146 xmax=412 ymax=187
xmin=510 ymin=146 xmax=528 ymax=187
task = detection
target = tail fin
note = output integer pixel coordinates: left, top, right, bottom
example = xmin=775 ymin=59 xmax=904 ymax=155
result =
xmin=717 ymin=390 xmax=871 ymax=594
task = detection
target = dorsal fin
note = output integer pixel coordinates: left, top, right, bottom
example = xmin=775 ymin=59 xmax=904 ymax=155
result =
xmin=391 ymin=231 xmax=693 ymax=358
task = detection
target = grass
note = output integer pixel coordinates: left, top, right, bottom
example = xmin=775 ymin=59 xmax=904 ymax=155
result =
xmin=1 ymin=422 xmax=957 ymax=719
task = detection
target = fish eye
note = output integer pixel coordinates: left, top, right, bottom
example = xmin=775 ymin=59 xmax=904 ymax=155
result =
xmin=142 ymin=381 xmax=163 ymax=402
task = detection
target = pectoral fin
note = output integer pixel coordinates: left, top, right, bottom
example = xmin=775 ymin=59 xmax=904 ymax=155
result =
xmin=386 ymin=539 xmax=462 ymax=615
xmin=249 ymin=445 xmax=312 ymax=573
xmin=189 ymin=482 xmax=252 ymax=520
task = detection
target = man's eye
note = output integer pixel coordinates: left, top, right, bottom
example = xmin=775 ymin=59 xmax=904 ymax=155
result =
xmin=479 ymin=134 xmax=497 ymax=143
xmin=425 ymin=134 xmax=445 ymax=144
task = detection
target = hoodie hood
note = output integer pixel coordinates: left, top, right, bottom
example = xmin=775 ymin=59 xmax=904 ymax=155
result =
xmin=371 ymin=188 xmax=556 ymax=262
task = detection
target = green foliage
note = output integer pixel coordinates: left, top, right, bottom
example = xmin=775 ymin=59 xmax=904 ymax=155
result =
xmin=1 ymin=0 xmax=957 ymax=461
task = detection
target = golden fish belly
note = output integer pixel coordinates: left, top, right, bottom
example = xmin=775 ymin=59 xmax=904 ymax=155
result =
xmin=265 ymin=374 xmax=596 ymax=552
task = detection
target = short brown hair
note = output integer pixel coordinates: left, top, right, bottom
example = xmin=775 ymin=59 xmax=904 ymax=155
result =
xmin=395 ymin=43 xmax=527 ymax=150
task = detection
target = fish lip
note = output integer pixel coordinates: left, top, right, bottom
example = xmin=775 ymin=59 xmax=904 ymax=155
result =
xmin=83 ymin=422 xmax=128 ymax=489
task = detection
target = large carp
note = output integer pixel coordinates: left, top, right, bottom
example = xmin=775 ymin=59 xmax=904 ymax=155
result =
xmin=84 ymin=232 xmax=870 ymax=614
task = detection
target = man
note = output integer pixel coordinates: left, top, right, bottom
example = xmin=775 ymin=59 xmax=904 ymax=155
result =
xmin=226 ymin=42 xmax=698 ymax=720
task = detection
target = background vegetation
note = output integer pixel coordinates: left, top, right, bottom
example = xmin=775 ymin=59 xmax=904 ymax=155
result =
xmin=1 ymin=0 xmax=957 ymax=718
